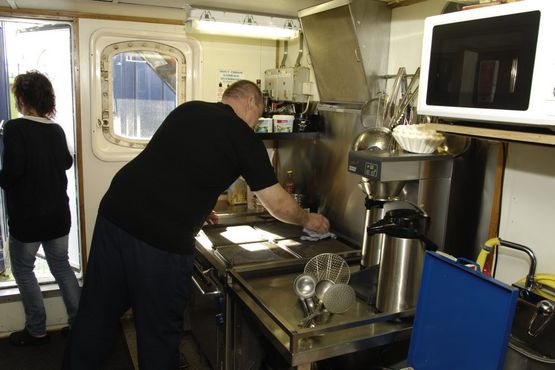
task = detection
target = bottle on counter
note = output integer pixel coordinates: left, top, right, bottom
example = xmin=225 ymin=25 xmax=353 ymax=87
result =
xmin=284 ymin=170 xmax=295 ymax=194
xmin=262 ymin=89 xmax=271 ymax=117
xmin=227 ymin=177 xmax=247 ymax=205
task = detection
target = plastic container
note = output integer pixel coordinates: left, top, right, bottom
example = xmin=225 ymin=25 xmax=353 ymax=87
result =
xmin=273 ymin=115 xmax=294 ymax=133
xmin=255 ymin=118 xmax=273 ymax=133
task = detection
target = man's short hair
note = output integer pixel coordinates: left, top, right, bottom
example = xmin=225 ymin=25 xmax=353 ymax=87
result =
xmin=222 ymin=80 xmax=263 ymax=107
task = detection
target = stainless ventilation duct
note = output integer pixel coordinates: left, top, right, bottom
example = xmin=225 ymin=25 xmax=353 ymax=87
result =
xmin=298 ymin=0 xmax=391 ymax=105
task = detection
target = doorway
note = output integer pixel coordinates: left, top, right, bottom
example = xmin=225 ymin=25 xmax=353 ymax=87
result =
xmin=0 ymin=18 xmax=81 ymax=288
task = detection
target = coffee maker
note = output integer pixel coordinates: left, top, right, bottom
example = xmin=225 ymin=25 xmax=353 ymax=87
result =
xmin=348 ymin=128 xmax=454 ymax=313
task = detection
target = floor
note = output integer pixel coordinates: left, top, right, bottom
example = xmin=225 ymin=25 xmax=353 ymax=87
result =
xmin=121 ymin=315 xmax=212 ymax=370
xmin=0 ymin=247 xmax=210 ymax=369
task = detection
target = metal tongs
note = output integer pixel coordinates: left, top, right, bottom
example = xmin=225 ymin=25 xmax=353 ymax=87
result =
xmin=390 ymin=67 xmax=420 ymax=129
xmin=382 ymin=67 xmax=406 ymax=127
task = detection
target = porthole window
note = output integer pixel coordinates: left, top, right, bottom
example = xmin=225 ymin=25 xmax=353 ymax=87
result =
xmin=100 ymin=41 xmax=187 ymax=148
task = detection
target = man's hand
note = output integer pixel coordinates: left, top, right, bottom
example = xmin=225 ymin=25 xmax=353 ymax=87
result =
xmin=207 ymin=211 xmax=219 ymax=225
xmin=255 ymin=184 xmax=331 ymax=234
xmin=303 ymin=213 xmax=330 ymax=234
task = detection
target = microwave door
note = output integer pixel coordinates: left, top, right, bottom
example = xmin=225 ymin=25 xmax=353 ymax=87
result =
xmin=426 ymin=10 xmax=541 ymax=111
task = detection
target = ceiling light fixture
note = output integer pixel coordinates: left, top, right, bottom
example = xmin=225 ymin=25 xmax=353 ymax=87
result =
xmin=185 ymin=8 xmax=300 ymax=40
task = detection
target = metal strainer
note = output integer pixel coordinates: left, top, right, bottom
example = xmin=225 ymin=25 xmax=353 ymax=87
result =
xmin=304 ymin=253 xmax=350 ymax=285
xmin=298 ymin=284 xmax=356 ymax=327
xmin=322 ymin=283 xmax=356 ymax=314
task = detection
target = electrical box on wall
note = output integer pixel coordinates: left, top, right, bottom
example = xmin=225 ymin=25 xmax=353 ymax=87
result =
xmin=264 ymin=66 xmax=310 ymax=102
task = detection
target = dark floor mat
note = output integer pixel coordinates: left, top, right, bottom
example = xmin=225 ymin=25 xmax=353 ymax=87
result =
xmin=0 ymin=324 xmax=134 ymax=370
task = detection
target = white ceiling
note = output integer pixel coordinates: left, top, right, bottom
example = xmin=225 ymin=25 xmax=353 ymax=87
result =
xmin=134 ymin=0 xmax=330 ymax=16
xmin=0 ymin=0 xmax=332 ymax=17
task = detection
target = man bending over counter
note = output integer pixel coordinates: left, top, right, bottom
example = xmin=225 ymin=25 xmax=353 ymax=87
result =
xmin=63 ymin=80 xmax=329 ymax=370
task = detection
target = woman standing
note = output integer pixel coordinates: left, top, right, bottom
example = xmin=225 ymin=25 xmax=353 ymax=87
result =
xmin=0 ymin=71 xmax=80 ymax=345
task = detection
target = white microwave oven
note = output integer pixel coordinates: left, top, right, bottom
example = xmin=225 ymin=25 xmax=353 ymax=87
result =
xmin=418 ymin=0 xmax=555 ymax=129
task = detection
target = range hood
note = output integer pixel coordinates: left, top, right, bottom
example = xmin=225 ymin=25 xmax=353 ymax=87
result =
xmin=299 ymin=0 xmax=391 ymax=105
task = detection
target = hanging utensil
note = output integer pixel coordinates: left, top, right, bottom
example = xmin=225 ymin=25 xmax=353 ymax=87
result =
xmin=390 ymin=86 xmax=419 ymax=129
xmin=360 ymin=91 xmax=387 ymax=128
xmin=383 ymin=67 xmax=406 ymax=126
xmin=390 ymin=67 xmax=420 ymax=129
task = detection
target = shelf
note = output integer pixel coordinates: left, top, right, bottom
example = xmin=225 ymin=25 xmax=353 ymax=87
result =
xmin=256 ymin=132 xmax=320 ymax=140
xmin=425 ymin=123 xmax=555 ymax=146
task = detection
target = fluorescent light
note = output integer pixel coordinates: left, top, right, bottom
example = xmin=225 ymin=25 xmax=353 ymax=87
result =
xmin=185 ymin=9 xmax=300 ymax=40
xmin=188 ymin=19 xmax=299 ymax=40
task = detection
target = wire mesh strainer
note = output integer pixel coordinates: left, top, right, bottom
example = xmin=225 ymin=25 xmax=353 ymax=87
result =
xmin=298 ymin=284 xmax=356 ymax=327
xmin=304 ymin=253 xmax=350 ymax=285
xmin=322 ymin=283 xmax=356 ymax=314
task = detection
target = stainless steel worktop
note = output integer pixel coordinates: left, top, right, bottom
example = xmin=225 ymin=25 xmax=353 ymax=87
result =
xmin=230 ymin=261 xmax=412 ymax=367
xmin=195 ymin=209 xmax=360 ymax=271
xmin=192 ymin=211 xmax=412 ymax=369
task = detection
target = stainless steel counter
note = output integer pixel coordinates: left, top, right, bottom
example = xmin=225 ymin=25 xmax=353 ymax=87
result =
xmin=229 ymin=262 xmax=412 ymax=367
xmin=192 ymin=213 xmax=412 ymax=369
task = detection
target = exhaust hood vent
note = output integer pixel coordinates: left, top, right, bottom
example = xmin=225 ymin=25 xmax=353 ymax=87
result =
xmin=299 ymin=0 xmax=391 ymax=105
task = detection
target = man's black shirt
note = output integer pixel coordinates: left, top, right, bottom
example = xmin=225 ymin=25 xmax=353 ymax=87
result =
xmin=99 ymin=101 xmax=277 ymax=254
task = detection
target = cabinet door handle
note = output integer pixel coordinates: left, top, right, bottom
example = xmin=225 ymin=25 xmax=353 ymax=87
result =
xmin=192 ymin=274 xmax=222 ymax=296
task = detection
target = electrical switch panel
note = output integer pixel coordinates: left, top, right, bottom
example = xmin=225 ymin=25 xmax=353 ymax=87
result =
xmin=264 ymin=66 xmax=310 ymax=102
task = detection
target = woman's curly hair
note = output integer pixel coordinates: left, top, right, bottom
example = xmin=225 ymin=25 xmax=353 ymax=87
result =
xmin=12 ymin=70 xmax=56 ymax=119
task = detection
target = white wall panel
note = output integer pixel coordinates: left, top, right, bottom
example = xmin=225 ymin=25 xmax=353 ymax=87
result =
xmin=191 ymin=34 xmax=275 ymax=102
xmin=497 ymin=143 xmax=555 ymax=284
xmin=388 ymin=0 xmax=444 ymax=75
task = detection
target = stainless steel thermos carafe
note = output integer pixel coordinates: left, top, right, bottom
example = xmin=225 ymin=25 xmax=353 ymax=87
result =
xmin=368 ymin=208 xmax=438 ymax=313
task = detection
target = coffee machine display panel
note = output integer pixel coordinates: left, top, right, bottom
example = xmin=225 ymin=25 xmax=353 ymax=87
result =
xmin=348 ymin=150 xmax=451 ymax=182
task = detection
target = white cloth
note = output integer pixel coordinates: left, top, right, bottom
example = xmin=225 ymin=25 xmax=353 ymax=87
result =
xmin=300 ymin=228 xmax=336 ymax=241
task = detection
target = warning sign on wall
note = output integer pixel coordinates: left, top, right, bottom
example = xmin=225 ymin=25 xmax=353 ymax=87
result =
xmin=217 ymin=69 xmax=244 ymax=101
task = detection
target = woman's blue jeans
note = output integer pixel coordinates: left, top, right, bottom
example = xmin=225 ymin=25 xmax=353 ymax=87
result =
xmin=9 ymin=234 xmax=81 ymax=336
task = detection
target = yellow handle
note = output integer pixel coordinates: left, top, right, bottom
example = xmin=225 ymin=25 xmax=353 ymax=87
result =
xmin=476 ymin=237 xmax=500 ymax=271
